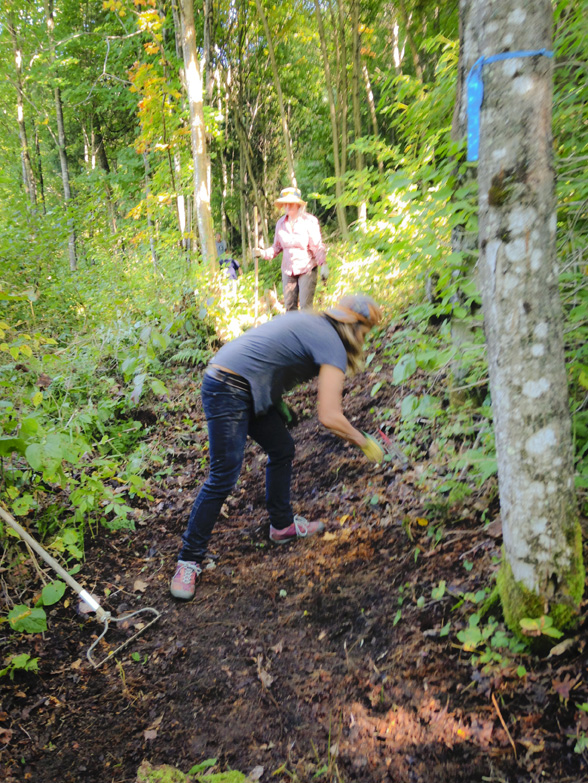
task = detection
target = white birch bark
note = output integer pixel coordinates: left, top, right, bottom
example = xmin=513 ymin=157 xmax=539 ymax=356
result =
xmin=472 ymin=0 xmax=581 ymax=611
xmin=179 ymin=0 xmax=217 ymax=270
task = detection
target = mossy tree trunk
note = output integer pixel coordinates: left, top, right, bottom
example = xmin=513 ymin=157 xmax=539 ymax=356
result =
xmin=472 ymin=0 xmax=584 ymax=634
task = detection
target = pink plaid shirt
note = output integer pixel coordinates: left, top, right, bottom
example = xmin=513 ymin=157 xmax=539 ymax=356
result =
xmin=260 ymin=212 xmax=326 ymax=276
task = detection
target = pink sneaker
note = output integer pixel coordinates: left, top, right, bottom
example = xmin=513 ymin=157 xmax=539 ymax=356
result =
xmin=170 ymin=560 xmax=202 ymax=600
xmin=269 ymin=514 xmax=325 ymax=544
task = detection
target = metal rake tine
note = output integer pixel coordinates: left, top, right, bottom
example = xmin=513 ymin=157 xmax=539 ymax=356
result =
xmin=86 ymin=607 xmax=161 ymax=669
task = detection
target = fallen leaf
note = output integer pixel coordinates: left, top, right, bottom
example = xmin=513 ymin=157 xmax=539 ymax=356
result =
xmin=133 ymin=579 xmax=148 ymax=593
xmin=70 ymin=659 xmax=83 ymax=670
xmin=258 ymin=669 xmax=273 ymax=689
xmin=247 ymin=766 xmax=264 ymax=781
xmin=323 ymin=531 xmax=337 ymax=541
xmin=552 ymin=675 xmax=575 ymax=701
xmin=270 ymin=640 xmax=283 ymax=655
xmin=144 ymin=715 xmax=163 ymax=741
xmin=485 ymin=517 xmax=502 ymax=538
xmin=548 ymin=638 xmax=576 ymax=657
xmin=0 ymin=727 xmax=14 ymax=744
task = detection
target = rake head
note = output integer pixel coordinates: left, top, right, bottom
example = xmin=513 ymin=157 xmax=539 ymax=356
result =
xmin=86 ymin=606 xmax=161 ymax=668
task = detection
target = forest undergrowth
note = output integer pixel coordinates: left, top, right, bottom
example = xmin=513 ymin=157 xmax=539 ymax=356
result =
xmin=0 ymin=312 xmax=587 ymax=783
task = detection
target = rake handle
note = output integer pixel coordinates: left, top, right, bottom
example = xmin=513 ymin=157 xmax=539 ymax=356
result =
xmin=0 ymin=507 xmax=109 ymax=622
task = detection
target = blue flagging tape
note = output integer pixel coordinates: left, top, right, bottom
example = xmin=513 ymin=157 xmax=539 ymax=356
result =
xmin=466 ymin=48 xmax=554 ymax=162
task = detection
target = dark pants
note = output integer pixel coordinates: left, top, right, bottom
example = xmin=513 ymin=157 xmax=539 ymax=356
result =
xmin=178 ymin=373 xmax=295 ymax=562
xmin=282 ymin=267 xmax=318 ymax=311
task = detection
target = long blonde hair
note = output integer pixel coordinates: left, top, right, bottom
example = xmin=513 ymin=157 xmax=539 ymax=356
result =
xmin=325 ymin=317 xmax=365 ymax=376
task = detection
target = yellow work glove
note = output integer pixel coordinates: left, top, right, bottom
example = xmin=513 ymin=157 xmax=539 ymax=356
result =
xmin=360 ymin=432 xmax=385 ymax=463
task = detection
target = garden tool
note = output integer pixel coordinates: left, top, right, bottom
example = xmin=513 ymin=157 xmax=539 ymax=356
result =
xmin=377 ymin=428 xmax=410 ymax=466
xmin=0 ymin=507 xmax=161 ymax=669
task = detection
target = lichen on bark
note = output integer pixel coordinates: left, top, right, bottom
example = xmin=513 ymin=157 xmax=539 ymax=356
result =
xmin=497 ymin=520 xmax=585 ymax=643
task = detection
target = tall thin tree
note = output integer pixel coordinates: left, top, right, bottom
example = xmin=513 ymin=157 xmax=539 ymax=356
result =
xmin=44 ymin=0 xmax=77 ymax=271
xmin=179 ymin=0 xmax=217 ymax=270
xmin=254 ymin=0 xmax=297 ymax=187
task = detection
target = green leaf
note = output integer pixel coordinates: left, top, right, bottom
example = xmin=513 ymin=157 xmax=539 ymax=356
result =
xmin=8 ymin=605 xmax=47 ymax=634
xmin=393 ymin=354 xmax=417 ymax=384
xmin=0 ymin=437 xmax=27 ymax=457
xmin=188 ymin=759 xmax=217 ymax=774
xmin=25 ymin=442 xmax=43 ymax=471
xmin=370 ymin=380 xmax=383 ymax=397
xmin=38 ymin=580 xmax=67 ymax=607
xmin=11 ymin=494 xmax=35 ymax=516
xmin=431 ymin=580 xmax=446 ymax=600
xmin=150 ymin=379 xmax=169 ymax=397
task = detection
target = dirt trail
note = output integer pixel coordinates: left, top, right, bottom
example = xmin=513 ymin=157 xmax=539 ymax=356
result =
xmin=1 ymin=335 xmax=587 ymax=783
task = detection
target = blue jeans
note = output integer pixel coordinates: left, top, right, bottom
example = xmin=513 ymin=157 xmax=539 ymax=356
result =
xmin=178 ymin=374 xmax=296 ymax=562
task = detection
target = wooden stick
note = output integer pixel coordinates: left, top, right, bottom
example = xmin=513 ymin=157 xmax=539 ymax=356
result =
xmin=491 ymin=691 xmax=517 ymax=759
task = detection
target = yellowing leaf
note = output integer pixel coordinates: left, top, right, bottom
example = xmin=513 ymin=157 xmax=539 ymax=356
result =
xmin=416 ymin=517 xmax=429 ymax=527
xmin=32 ymin=391 xmax=43 ymax=407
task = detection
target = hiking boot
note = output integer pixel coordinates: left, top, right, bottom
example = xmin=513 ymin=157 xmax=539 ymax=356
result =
xmin=269 ymin=514 xmax=325 ymax=544
xmin=170 ymin=560 xmax=202 ymax=600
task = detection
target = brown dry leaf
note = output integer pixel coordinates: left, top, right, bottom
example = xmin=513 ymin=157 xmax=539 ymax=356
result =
xmin=256 ymin=655 xmax=274 ymax=689
xmin=247 ymin=766 xmax=264 ymax=781
xmin=70 ymin=659 xmax=83 ymax=670
xmin=258 ymin=668 xmax=273 ymax=689
xmin=323 ymin=531 xmax=337 ymax=541
xmin=144 ymin=715 xmax=163 ymax=741
xmin=133 ymin=579 xmax=149 ymax=593
xmin=485 ymin=517 xmax=502 ymax=538
xmin=0 ymin=727 xmax=13 ymax=744
xmin=547 ymin=638 xmax=576 ymax=657
xmin=270 ymin=640 xmax=284 ymax=655
xmin=552 ymin=675 xmax=575 ymax=701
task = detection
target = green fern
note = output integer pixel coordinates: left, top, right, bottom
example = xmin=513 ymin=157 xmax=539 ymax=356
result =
xmin=170 ymin=339 xmax=208 ymax=366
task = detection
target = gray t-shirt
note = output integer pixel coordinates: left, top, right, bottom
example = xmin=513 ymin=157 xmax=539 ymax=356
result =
xmin=212 ymin=312 xmax=347 ymax=416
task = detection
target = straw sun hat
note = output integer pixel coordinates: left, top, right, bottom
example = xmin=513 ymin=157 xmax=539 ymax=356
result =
xmin=275 ymin=186 xmax=306 ymax=207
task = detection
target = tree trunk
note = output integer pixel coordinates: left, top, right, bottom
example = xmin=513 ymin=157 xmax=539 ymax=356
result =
xmin=396 ymin=0 xmax=423 ymax=80
xmin=362 ymin=61 xmax=383 ymax=174
xmin=351 ymin=0 xmax=366 ymax=224
xmin=179 ymin=0 xmax=217 ymax=270
xmin=33 ymin=121 xmax=46 ymax=214
xmin=94 ymin=118 xmax=118 ymax=235
xmin=335 ymin=0 xmax=348 ymax=182
xmin=472 ymin=0 xmax=583 ymax=633
xmin=8 ymin=15 xmax=36 ymax=207
xmin=314 ymin=0 xmax=349 ymax=239
xmin=239 ymin=143 xmax=248 ymax=270
xmin=143 ymin=152 xmax=159 ymax=273
xmin=255 ymin=0 xmax=297 ymax=186
xmin=234 ymin=114 xmax=269 ymax=247
xmin=44 ymin=0 xmax=77 ymax=271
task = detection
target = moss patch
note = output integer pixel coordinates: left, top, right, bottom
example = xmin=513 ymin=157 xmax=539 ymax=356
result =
xmin=497 ymin=521 xmax=585 ymax=645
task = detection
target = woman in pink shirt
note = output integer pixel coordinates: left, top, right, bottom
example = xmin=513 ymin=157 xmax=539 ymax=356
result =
xmin=254 ymin=187 xmax=327 ymax=311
